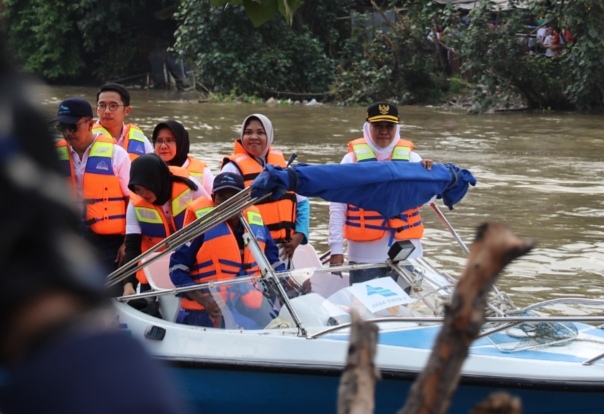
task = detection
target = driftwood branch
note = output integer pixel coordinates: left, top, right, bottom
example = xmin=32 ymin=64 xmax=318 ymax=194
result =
xmin=470 ymin=391 xmax=522 ymax=414
xmin=338 ymin=310 xmax=380 ymax=414
xmin=399 ymin=222 xmax=535 ymax=414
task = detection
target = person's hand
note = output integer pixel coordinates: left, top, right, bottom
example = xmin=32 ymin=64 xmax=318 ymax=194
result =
xmin=284 ymin=277 xmax=312 ymax=295
xmin=329 ymin=254 xmax=344 ymax=278
xmin=279 ymin=233 xmax=304 ymax=261
xmin=199 ymin=293 xmax=221 ymax=319
xmin=115 ymin=242 xmax=126 ymax=267
xmin=122 ymin=283 xmax=136 ymax=297
xmin=421 ymin=159 xmax=433 ymax=170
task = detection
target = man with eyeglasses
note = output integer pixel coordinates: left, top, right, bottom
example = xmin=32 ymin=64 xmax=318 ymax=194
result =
xmin=92 ymin=83 xmax=153 ymax=161
xmin=55 ymin=97 xmax=131 ymax=294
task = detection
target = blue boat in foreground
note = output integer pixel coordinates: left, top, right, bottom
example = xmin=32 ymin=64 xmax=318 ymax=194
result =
xmin=112 ymin=161 xmax=604 ymax=413
xmin=113 ymin=247 xmax=604 ymax=414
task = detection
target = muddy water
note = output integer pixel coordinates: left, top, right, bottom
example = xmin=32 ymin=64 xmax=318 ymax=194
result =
xmin=41 ymin=86 xmax=604 ymax=312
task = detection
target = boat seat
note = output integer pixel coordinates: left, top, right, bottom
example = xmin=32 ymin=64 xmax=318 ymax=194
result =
xmin=291 ymin=244 xmax=349 ymax=298
xmin=142 ymin=253 xmax=181 ymax=322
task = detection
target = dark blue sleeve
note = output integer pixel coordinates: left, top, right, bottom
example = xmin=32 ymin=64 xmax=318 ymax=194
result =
xmin=0 ymin=332 xmax=193 ymax=414
xmin=263 ymin=226 xmax=285 ymax=272
xmin=169 ymin=234 xmax=205 ymax=287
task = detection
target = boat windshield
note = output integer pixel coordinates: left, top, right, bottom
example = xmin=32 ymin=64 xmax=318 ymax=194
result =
xmin=205 ymin=260 xmax=454 ymax=330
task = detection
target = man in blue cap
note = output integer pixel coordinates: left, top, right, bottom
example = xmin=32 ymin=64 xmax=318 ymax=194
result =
xmin=170 ymin=172 xmax=287 ymax=328
xmin=0 ymin=41 xmax=190 ymax=413
xmin=54 ymin=97 xmax=131 ymax=289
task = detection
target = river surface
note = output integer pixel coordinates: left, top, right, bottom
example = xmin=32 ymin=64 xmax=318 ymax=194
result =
xmin=40 ymin=86 xmax=604 ymax=314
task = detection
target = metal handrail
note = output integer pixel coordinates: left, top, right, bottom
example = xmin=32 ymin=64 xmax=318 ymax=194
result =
xmin=106 ymin=188 xmax=270 ymax=287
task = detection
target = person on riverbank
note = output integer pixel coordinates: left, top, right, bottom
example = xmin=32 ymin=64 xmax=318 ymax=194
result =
xmin=122 ymin=154 xmax=209 ymax=299
xmin=169 ymin=172 xmax=283 ymax=328
xmin=93 ymin=83 xmax=153 ymax=160
xmin=543 ymin=27 xmax=562 ymax=58
xmin=220 ymin=114 xmax=309 ymax=266
xmin=54 ymin=97 xmax=131 ymax=293
xmin=152 ymin=120 xmax=214 ymax=195
xmin=328 ymin=101 xmax=433 ymax=285
xmin=0 ymin=44 xmax=191 ymax=413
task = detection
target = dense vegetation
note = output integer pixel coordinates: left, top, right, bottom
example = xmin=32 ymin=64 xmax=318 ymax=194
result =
xmin=2 ymin=0 xmax=604 ymax=111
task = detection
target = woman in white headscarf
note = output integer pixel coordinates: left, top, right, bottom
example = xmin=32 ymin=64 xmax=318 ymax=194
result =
xmin=327 ymin=101 xmax=433 ymax=286
xmin=220 ymin=114 xmax=309 ymax=266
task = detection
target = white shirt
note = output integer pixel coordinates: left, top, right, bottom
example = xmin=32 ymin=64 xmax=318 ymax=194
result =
xmin=125 ymin=182 xmax=209 ymax=234
xmin=536 ymin=27 xmax=548 ymax=44
xmin=182 ymin=157 xmax=214 ymax=196
xmin=328 ymin=150 xmax=424 ymax=263
xmin=543 ymin=35 xmax=556 ymax=58
xmin=70 ymin=133 xmax=131 ymax=203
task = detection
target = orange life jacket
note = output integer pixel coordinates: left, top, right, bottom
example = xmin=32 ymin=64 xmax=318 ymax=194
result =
xmin=56 ymin=135 xmax=127 ymax=235
xmin=344 ymin=138 xmax=424 ymax=242
xmin=92 ymin=123 xmax=147 ymax=161
xmin=181 ymin=198 xmax=265 ymax=311
xmin=131 ymin=166 xmax=196 ymax=284
xmin=185 ymin=156 xmax=207 ymax=184
xmin=221 ymin=140 xmax=296 ymax=244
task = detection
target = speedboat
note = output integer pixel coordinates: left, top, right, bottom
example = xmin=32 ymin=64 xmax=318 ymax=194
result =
xmin=111 ymin=161 xmax=604 ymax=413
xmin=113 ymin=241 xmax=604 ymax=414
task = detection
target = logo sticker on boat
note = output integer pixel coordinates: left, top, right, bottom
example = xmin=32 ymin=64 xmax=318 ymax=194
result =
xmin=349 ymin=277 xmax=415 ymax=313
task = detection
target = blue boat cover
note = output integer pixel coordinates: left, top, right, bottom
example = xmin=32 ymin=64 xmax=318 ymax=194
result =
xmin=250 ymin=162 xmax=476 ymax=218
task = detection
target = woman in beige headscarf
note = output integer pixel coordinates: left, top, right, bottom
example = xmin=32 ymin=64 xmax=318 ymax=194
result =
xmin=220 ymin=114 xmax=309 ymax=265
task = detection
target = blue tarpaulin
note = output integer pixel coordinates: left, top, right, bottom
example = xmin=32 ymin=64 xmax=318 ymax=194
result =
xmin=250 ymin=162 xmax=476 ymax=219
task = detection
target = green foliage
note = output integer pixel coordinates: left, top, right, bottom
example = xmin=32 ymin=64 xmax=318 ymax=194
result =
xmin=2 ymin=0 xmax=84 ymax=78
xmin=210 ymin=0 xmax=302 ymax=26
xmin=174 ymin=0 xmax=336 ymax=98
xmin=455 ymin=0 xmax=604 ymax=111
xmin=556 ymin=1 xmax=604 ymax=110
xmin=330 ymin=2 xmax=448 ymax=105
xmin=2 ymin=0 xmax=172 ymax=82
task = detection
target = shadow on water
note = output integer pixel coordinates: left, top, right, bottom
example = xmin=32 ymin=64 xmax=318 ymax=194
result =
xmin=41 ymin=86 xmax=604 ymax=312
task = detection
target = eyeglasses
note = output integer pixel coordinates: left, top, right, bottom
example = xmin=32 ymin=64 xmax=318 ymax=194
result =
xmin=56 ymin=120 xmax=86 ymax=134
xmin=97 ymin=103 xmax=124 ymax=112
xmin=154 ymin=139 xmax=176 ymax=146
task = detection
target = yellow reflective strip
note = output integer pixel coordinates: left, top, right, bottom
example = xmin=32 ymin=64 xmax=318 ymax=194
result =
xmin=247 ymin=211 xmax=264 ymax=226
xmin=134 ymin=207 xmax=163 ymax=224
xmin=129 ymin=128 xmax=146 ymax=142
xmin=57 ymin=146 xmax=69 ymax=161
xmin=392 ymin=147 xmax=411 ymax=160
xmin=195 ymin=206 xmax=213 ymax=219
xmin=89 ymin=141 xmax=113 ymax=158
xmin=352 ymin=143 xmax=375 ymax=162
xmin=172 ymin=189 xmax=192 ymax=216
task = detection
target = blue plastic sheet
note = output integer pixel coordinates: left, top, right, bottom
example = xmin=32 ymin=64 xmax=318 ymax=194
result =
xmin=251 ymin=162 xmax=476 ymax=218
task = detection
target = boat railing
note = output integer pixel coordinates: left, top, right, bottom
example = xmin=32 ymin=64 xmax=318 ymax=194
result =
xmin=308 ymin=314 xmax=604 ymax=340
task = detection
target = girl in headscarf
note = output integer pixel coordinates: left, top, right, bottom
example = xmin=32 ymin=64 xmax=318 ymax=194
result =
xmin=122 ymin=154 xmax=210 ymax=296
xmin=152 ymin=120 xmax=214 ymax=195
xmin=220 ymin=114 xmax=310 ymax=265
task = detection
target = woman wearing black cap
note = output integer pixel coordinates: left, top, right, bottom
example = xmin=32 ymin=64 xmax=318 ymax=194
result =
xmin=152 ymin=120 xmax=214 ymax=195
xmin=328 ymin=101 xmax=433 ymax=286
xmin=122 ymin=154 xmax=210 ymax=297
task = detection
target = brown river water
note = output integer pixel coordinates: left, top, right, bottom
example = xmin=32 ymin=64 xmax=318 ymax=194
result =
xmin=40 ymin=86 xmax=604 ymax=313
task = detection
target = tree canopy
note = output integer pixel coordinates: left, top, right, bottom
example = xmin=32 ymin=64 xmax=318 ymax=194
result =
xmin=2 ymin=0 xmax=603 ymax=111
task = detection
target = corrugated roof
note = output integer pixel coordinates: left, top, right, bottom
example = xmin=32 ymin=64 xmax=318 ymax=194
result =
xmin=432 ymin=0 xmax=528 ymax=10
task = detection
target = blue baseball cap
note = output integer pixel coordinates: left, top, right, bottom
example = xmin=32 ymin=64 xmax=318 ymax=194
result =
xmin=212 ymin=172 xmax=244 ymax=194
xmin=54 ymin=97 xmax=93 ymax=123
